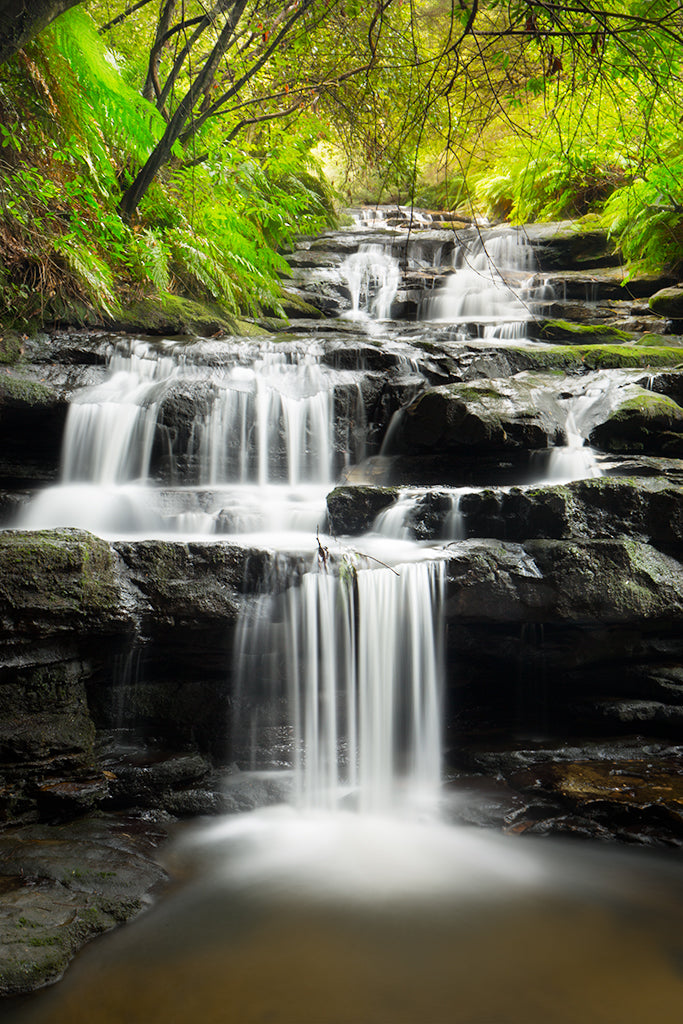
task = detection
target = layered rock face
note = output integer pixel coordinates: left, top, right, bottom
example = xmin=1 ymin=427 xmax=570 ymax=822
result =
xmin=1 ymin=214 xmax=682 ymax=834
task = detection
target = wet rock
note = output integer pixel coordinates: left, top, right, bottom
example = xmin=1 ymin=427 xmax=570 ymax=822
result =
xmin=529 ymin=318 xmax=632 ymax=344
xmin=112 ymin=540 xmax=271 ymax=631
xmin=646 ymin=370 xmax=683 ymax=406
xmin=0 ymin=814 xmax=168 ymax=996
xmin=104 ymin=750 xmax=213 ymax=813
xmin=0 ymin=529 xmax=127 ymax=644
xmin=543 ymin=267 xmax=676 ymax=301
xmin=35 ymin=776 xmax=111 ymax=818
xmin=649 ymin=286 xmax=683 ymax=319
xmin=458 ymin=476 xmax=683 ymax=558
xmin=149 ymin=379 xmax=215 ymax=480
xmin=383 ymin=377 xmax=563 ymax=456
xmin=588 ymin=387 xmax=683 ymax=455
xmin=520 ymin=220 xmax=612 ymax=269
xmin=326 ymin=485 xmax=397 ymax=535
xmin=445 ymin=537 xmax=683 ymax=625
xmin=0 ymin=372 xmax=68 ymax=486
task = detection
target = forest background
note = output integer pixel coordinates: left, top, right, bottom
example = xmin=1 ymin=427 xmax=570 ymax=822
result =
xmin=0 ymin=0 xmax=681 ymax=331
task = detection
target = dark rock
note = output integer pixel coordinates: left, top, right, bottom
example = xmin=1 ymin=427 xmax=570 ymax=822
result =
xmin=326 ymin=485 xmax=397 ymax=535
xmin=0 ymin=372 xmax=68 ymax=486
xmin=112 ymin=540 xmax=275 ymax=631
xmin=543 ymin=267 xmax=676 ymax=301
xmin=383 ymin=377 xmax=563 ymax=456
xmin=0 ymin=529 xmax=127 ymax=643
xmin=445 ymin=538 xmax=683 ymax=625
xmin=529 ymin=318 xmax=632 ymax=344
xmin=458 ymin=476 xmax=683 ymax=558
xmin=520 ymin=220 xmax=612 ymax=270
xmin=0 ymin=814 xmax=168 ymax=996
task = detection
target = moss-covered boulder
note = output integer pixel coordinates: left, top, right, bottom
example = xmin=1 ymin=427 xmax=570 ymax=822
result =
xmin=0 ymin=816 xmax=168 ymax=996
xmin=445 ymin=537 xmax=683 ymax=626
xmin=0 ymin=529 xmax=125 ymax=640
xmin=112 ymin=540 xmax=276 ymax=631
xmin=649 ymin=286 xmax=683 ymax=319
xmin=529 ymin=319 xmax=632 ymax=345
xmin=0 ymin=530 xmax=131 ymax=816
xmin=383 ymin=376 xmax=564 ymax=456
xmin=521 ymin=220 xmax=612 ymax=270
xmin=110 ymin=294 xmax=262 ymax=337
xmin=0 ymin=330 xmax=25 ymax=365
xmin=588 ymin=388 xmax=683 ymax=455
xmin=458 ymin=476 xmax=683 ymax=557
xmin=0 ymin=372 xmax=68 ymax=485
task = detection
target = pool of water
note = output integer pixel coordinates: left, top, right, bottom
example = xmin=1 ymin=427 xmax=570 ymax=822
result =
xmin=7 ymin=808 xmax=683 ymax=1024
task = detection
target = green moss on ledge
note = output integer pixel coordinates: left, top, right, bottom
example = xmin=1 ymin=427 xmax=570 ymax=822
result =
xmin=0 ymin=331 xmax=25 ymax=365
xmin=532 ymin=319 xmax=633 ymax=344
xmin=0 ymin=373 xmax=59 ymax=408
xmin=0 ymin=529 xmax=122 ymax=631
xmin=109 ymin=294 xmax=267 ymax=337
xmin=508 ymin=343 xmax=683 ymax=372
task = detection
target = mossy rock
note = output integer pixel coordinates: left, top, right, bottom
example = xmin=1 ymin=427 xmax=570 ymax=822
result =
xmin=589 ymin=390 xmax=683 ymax=454
xmin=0 ymin=330 xmax=25 ymax=365
xmin=0 ymin=529 xmax=124 ymax=634
xmin=530 ymin=319 xmax=633 ymax=345
xmin=0 ymin=372 xmax=61 ymax=409
xmin=649 ymin=287 xmax=683 ymax=319
xmin=110 ymin=294 xmax=260 ymax=337
xmin=506 ymin=343 xmax=683 ymax=373
xmin=326 ymin=485 xmax=398 ymax=535
xmin=385 ymin=377 xmax=563 ymax=455
xmin=445 ymin=537 xmax=683 ymax=626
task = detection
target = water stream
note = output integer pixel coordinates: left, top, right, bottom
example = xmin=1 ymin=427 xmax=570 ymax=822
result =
xmin=7 ymin=214 xmax=683 ymax=1023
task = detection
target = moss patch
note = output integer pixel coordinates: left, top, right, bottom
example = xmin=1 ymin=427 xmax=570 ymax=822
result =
xmin=0 ymin=331 xmax=25 ymax=365
xmin=532 ymin=319 xmax=633 ymax=344
xmin=110 ymin=294 xmax=254 ymax=337
xmin=508 ymin=343 xmax=683 ymax=372
xmin=0 ymin=529 xmax=122 ymax=627
xmin=0 ymin=372 xmax=59 ymax=408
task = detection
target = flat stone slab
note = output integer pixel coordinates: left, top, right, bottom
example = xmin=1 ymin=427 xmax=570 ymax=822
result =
xmin=0 ymin=814 xmax=168 ymax=996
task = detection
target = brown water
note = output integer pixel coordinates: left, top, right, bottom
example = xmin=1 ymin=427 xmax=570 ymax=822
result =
xmin=7 ymin=809 xmax=683 ymax=1024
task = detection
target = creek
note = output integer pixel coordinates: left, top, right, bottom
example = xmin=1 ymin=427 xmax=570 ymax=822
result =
xmin=4 ymin=211 xmax=683 ymax=1021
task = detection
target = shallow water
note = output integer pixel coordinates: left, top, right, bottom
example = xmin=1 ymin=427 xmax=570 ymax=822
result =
xmin=7 ymin=808 xmax=683 ymax=1024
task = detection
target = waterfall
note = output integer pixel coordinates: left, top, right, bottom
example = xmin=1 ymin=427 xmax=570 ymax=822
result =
xmin=19 ymin=341 xmax=341 ymax=536
xmin=373 ymin=489 xmax=466 ymax=541
xmin=423 ymin=229 xmax=553 ymax=329
xmin=342 ymin=243 xmax=400 ymax=319
xmin=235 ymin=559 xmax=445 ymax=815
xmin=543 ymin=408 xmax=601 ymax=483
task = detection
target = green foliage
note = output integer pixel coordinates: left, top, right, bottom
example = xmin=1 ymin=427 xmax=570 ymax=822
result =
xmin=0 ymin=5 xmax=338 ymax=328
xmin=603 ymin=159 xmax=683 ymax=274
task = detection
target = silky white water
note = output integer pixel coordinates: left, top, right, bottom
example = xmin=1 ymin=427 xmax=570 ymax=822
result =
xmin=19 ymin=341 xmax=344 ymax=536
xmin=424 ymin=229 xmax=553 ymax=330
xmin=341 ymin=243 xmax=400 ymax=319
xmin=234 ymin=555 xmax=445 ymax=815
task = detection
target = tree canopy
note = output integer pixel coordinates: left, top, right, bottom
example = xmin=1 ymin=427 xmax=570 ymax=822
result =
xmin=0 ymin=0 xmax=682 ymax=326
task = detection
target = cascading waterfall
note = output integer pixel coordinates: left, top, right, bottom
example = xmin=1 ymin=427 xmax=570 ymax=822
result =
xmin=235 ymin=558 xmax=445 ymax=815
xmin=373 ymin=489 xmax=466 ymax=541
xmin=423 ymin=229 xmax=554 ymax=333
xmin=342 ymin=243 xmax=400 ymax=319
xmin=19 ymin=341 xmax=342 ymax=536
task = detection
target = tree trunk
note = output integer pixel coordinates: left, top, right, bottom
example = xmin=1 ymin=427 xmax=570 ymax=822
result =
xmin=118 ymin=0 xmax=249 ymax=221
xmin=0 ymin=0 xmax=82 ymax=64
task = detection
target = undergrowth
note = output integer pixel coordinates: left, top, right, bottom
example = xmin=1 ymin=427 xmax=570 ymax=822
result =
xmin=0 ymin=8 xmax=337 ymax=331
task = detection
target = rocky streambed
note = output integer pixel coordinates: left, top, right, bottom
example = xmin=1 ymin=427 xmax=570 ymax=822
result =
xmin=1 ymin=211 xmax=683 ymax=995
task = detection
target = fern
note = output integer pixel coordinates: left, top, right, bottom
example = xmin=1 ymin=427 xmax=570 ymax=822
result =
xmin=53 ymin=235 xmax=119 ymax=315
xmin=130 ymin=228 xmax=171 ymax=291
